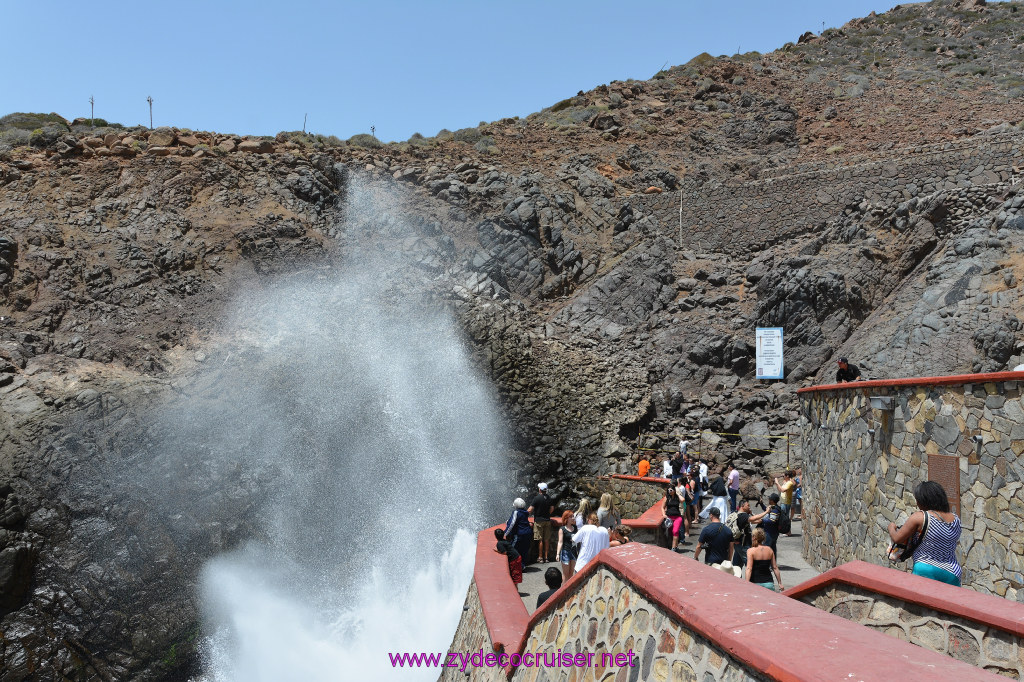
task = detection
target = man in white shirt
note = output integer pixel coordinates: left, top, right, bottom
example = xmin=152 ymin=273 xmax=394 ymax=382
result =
xmin=699 ymin=460 xmax=709 ymax=493
xmin=661 ymin=455 xmax=673 ymax=479
xmin=727 ymin=463 xmax=741 ymax=513
xmin=572 ymin=512 xmax=610 ymax=573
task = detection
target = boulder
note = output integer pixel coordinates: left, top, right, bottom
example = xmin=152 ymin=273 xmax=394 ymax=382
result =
xmin=148 ymin=127 xmax=176 ymax=147
xmin=238 ymin=139 xmax=274 ymax=154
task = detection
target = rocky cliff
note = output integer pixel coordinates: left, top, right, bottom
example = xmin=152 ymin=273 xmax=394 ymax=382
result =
xmin=2 ymin=0 xmax=1024 ymax=677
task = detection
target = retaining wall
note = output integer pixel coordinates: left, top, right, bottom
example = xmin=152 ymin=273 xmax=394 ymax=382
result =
xmin=786 ymin=561 xmax=1024 ymax=678
xmin=578 ymin=474 xmax=670 ymax=520
xmin=797 ymin=371 xmax=1024 ymax=601
xmin=629 ymin=131 xmax=1024 ymax=254
xmin=443 ymin=543 xmax=1003 ymax=682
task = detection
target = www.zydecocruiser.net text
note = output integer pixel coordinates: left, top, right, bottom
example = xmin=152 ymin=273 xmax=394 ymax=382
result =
xmin=389 ymin=650 xmax=637 ymax=671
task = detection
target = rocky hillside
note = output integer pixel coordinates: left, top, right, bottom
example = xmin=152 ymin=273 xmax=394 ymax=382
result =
xmin=2 ymin=0 xmax=1024 ymax=678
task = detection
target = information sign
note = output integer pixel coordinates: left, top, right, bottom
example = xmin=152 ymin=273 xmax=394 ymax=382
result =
xmin=756 ymin=327 xmax=784 ymax=380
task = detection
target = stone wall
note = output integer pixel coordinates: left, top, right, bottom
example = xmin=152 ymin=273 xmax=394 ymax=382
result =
xmin=512 ymin=566 xmax=764 ymax=682
xmin=630 ymin=132 xmax=1024 ymax=255
xmin=444 ymin=542 xmax=1002 ymax=682
xmin=577 ymin=475 xmax=669 ymax=520
xmin=798 ymin=373 xmax=1024 ymax=600
xmin=799 ymin=584 xmax=1023 ymax=678
xmin=439 ymin=581 xmax=503 ymax=682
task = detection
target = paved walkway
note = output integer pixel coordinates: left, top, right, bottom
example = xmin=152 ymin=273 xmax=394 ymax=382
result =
xmin=517 ymin=518 xmax=819 ymax=612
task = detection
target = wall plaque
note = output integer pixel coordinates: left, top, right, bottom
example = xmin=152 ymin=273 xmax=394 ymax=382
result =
xmin=927 ymin=453 xmax=961 ymax=516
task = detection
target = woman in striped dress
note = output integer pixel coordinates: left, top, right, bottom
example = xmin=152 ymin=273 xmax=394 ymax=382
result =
xmin=887 ymin=481 xmax=962 ymax=586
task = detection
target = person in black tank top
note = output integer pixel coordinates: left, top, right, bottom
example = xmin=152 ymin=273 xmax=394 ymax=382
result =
xmin=745 ymin=528 xmax=783 ymax=591
xmin=662 ymin=486 xmax=684 ymax=552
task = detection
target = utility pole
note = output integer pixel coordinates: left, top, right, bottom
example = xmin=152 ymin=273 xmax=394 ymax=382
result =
xmin=89 ymin=96 xmax=94 ymax=129
xmin=303 ymin=113 xmax=307 ymax=134
xmin=370 ymin=125 xmax=376 ymax=139
xmin=147 ymin=96 xmax=153 ymax=129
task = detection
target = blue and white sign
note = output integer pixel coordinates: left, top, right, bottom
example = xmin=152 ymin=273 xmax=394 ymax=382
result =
xmin=756 ymin=327 xmax=784 ymax=380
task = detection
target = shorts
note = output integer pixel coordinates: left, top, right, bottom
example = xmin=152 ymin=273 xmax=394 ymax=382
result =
xmin=559 ymin=548 xmax=576 ymax=565
xmin=509 ymin=556 xmax=523 ymax=584
xmin=913 ymin=562 xmax=961 ymax=586
xmin=754 ymin=581 xmax=776 ymax=591
xmin=533 ymin=519 xmax=551 ymax=541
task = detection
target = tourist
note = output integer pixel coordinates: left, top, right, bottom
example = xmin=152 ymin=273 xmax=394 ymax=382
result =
xmin=835 ymin=357 xmax=862 ymax=382
xmin=555 ymin=510 xmax=578 ymax=582
xmin=727 ymin=462 xmax=741 ymax=513
xmin=887 ymin=481 xmax=962 ymax=586
xmin=494 ymin=527 xmax=523 ymax=585
xmin=670 ymin=451 xmax=685 ymax=483
xmin=745 ymin=528 xmax=783 ymax=591
xmin=698 ymin=459 xmax=709 ymax=490
xmin=661 ymin=454 xmax=673 ymax=479
xmin=504 ymin=497 xmax=533 ymax=564
xmin=572 ymin=512 xmax=609 ymax=574
xmin=536 ymin=567 xmax=563 ymax=609
xmin=675 ymin=476 xmax=692 ymax=540
xmin=775 ymin=470 xmax=797 ymax=533
xmin=688 ymin=472 xmax=702 ymax=521
xmin=699 ymin=467 xmax=729 ymax=522
xmin=528 ymin=482 xmax=554 ymax=563
xmin=793 ymin=468 xmax=802 ymax=521
xmin=609 ymin=525 xmax=633 ymax=546
xmin=596 ymin=492 xmax=621 ymax=530
xmin=694 ymin=507 xmax=732 ymax=565
xmin=637 ymin=453 xmax=651 ymax=478
xmin=661 ymin=485 xmax=685 ymax=553
xmin=731 ymin=498 xmax=754 ymax=568
xmin=760 ymin=493 xmax=783 ymax=555
xmin=573 ymin=498 xmax=594 ymax=530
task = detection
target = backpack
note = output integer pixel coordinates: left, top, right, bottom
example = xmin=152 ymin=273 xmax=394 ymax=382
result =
xmin=725 ymin=512 xmax=743 ymax=541
xmin=777 ymin=507 xmax=792 ymax=535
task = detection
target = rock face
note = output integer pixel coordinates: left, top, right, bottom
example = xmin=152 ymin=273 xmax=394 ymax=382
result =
xmin=2 ymin=1 xmax=1024 ymax=677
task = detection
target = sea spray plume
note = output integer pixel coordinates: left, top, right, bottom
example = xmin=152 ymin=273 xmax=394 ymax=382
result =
xmin=112 ymin=173 xmax=511 ymax=678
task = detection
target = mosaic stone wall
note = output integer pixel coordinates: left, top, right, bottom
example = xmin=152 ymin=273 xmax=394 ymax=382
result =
xmin=440 ymin=581 xmax=504 ymax=682
xmin=800 ymin=379 xmax=1024 ymax=600
xmin=510 ymin=567 xmax=765 ymax=682
xmin=800 ymin=584 xmax=1024 ymax=678
xmin=578 ymin=476 xmax=669 ymax=520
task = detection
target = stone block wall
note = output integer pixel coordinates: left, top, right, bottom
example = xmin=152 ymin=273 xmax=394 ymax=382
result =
xmin=444 ymin=542 xmax=1001 ymax=682
xmin=440 ymin=582 xmax=501 ymax=682
xmin=577 ymin=475 xmax=669 ymax=520
xmin=512 ymin=566 xmax=763 ymax=682
xmin=630 ymin=132 xmax=1024 ymax=255
xmin=800 ymin=584 xmax=1023 ymax=678
xmin=798 ymin=373 xmax=1024 ymax=600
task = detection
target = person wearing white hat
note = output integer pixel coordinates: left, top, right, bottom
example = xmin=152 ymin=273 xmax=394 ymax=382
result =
xmin=528 ymin=483 xmax=553 ymax=563
xmin=504 ymin=498 xmax=533 ymax=565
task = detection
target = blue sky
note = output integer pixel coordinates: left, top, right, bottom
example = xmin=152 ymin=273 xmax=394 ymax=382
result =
xmin=3 ymin=1 xmax=905 ymax=142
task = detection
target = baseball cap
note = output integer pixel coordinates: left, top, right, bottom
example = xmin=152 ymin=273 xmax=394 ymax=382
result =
xmin=838 ymin=357 xmax=848 ymax=364
xmin=538 ymin=482 xmax=548 ymax=491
